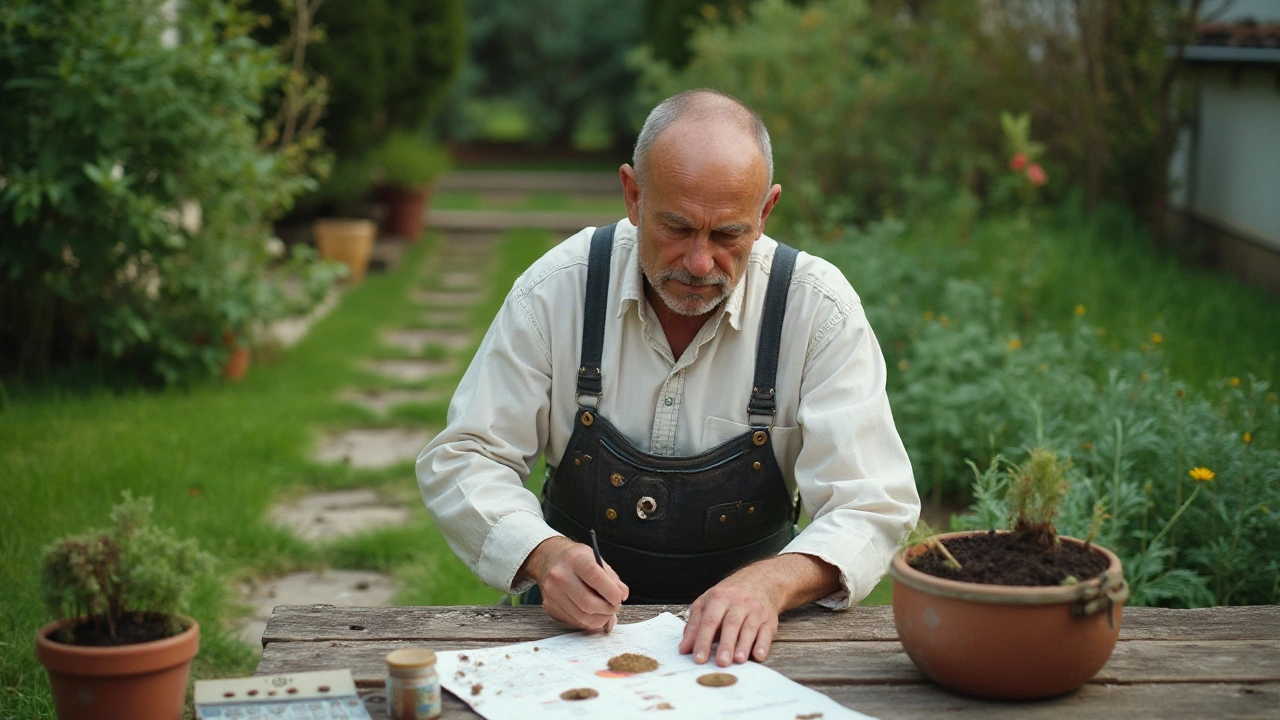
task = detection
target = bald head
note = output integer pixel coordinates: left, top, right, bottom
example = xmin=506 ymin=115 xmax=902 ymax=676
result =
xmin=632 ymin=90 xmax=773 ymax=192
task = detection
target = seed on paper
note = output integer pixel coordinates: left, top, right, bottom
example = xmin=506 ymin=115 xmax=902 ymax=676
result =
xmin=560 ymin=688 xmax=599 ymax=701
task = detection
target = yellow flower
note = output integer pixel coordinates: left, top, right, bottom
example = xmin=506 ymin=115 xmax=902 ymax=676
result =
xmin=939 ymin=314 xmax=950 ymax=327
xmin=898 ymin=359 xmax=910 ymax=372
xmin=923 ymin=311 xmax=935 ymax=322
xmin=1243 ymin=433 xmax=1252 ymax=445
xmin=1261 ymin=506 xmax=1270 ymax=514
xmin=1075 ymin=305 xmax=1086 ymax=316
xmin=1189 ymin=467 xmax=1215 ymax=483
xmin=1082 ymin=442 xmax=1094 ymax=451
xmin=1141 ymin=373 xmax=1150 ymax=382
xmin=1008 ymin=338 xmax=1022 ymax=351
xmin=1231 ymin=377 xmax=1241 ymax=387
xmin=1151 ymin=332 xmax=1163 ymax=344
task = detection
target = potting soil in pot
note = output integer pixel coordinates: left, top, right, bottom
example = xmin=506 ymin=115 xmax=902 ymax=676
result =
xmin=911 ymin=531 xmax=1109 ymax=586
xmin=52 ymin=611 xmax=183 ymax=647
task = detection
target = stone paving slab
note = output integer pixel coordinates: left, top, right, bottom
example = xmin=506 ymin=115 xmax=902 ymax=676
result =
xmin=430 ymin=210 xmax=617 ymax=233
xmin=382 ymin=328 xmax=474 ymax=354
xmin=270 ymin=489 xmax=413 ymax=541
xmin=435 ymin=171 xmax=620 ymax=195
xmin=313 ymin=427 xmax=435 ymax=468
xmin=363 ymin=358 xmax=457 ymax=382
xmin=339 ymin=388 xmax=448 ymax=415
xmin=238 ymin=569 xmax=396 ymax=646
xmin=412 ymin=288 xmax=487 ymax=307
xmin=438 ymin=271 xmax=483 ymax=290
xmin=421 ymin=309 xmax=472 ymax=327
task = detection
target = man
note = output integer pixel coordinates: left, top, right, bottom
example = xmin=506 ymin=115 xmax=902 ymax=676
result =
xmin=417 ymin=89 xmax=918 ymax=668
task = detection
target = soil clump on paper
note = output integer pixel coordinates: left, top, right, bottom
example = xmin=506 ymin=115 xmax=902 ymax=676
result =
xmin=560 ymin=688 xmax=599 ymax=700
xmin=696 ymin=672 xmax=738 ymax=687
xmin=607 ymin=653 xmax=659 ymax=674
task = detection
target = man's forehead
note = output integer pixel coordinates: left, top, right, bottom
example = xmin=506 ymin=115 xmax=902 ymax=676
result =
xmin=656 ymin=210 xmax=753 ymax=235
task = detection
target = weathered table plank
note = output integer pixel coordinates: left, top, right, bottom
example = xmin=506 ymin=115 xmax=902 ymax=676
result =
xmin=257 ymin=637 xmax=1280 ymax=686
xmin=257 ymin=604 xmax=1280 ymax=719
xmin=260 ymin=604 xmax=1280 ymax=644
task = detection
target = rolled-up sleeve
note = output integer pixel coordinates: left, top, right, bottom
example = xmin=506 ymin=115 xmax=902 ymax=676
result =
xmin=781 ymin=296 xmax=920 ymax=609
xmin=415 ymin=285 xmax=563 ymax=594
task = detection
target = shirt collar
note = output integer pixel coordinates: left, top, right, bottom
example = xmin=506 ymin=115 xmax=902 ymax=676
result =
xmin=615 ymin=218 xmax=746 ymax=332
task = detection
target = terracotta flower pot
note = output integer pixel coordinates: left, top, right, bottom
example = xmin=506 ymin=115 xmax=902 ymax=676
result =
xmin=381 ymin=185 xmax=432 ymax=242
xmin=35 ymin=616 xmax=200 ymax=720
xmin=222 ymin=331 xmax=250 ymax=382
xmin=889 ymin=531 xmax=1127 ymax=700
xmin=313 ymin=218 xmax=376 ymax=283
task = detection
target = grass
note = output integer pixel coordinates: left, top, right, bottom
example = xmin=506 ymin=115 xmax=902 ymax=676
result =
xmin=0 ymin=228 xmax=552 ymax=718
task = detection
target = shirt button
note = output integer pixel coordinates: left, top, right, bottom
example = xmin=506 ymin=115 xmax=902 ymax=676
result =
xmin=664 ymin=397 xmax=673 ymax=406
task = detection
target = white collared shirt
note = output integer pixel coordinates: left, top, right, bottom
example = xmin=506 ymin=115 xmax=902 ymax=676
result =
xmin=416 ymin=219 xmax=919 ymax=608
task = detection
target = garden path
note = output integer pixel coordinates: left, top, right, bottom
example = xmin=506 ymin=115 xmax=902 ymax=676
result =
xmin=240 ymin=171 xmax=622 ymax=647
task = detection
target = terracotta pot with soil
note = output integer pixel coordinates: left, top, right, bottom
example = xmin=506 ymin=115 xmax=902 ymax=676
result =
xmin=889 ymin=449 xmax=1128 ymax=700
xmin=36 ymin=614 xmax=199 ymax=720
xmin=313 ymin=218 xmax=376 ymax=283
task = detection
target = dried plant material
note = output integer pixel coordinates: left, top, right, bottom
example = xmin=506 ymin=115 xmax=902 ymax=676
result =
xmin=560 ymin=687 xmax=599 ymax=701
xmin=458 ymin=654 xmax=469 ymax=662
xmin=470 ymin=683 xmax=483 ymax=696
xmin=647 ymin=702 xmax=674 ymax=710
xmin=607 ymin=653 xmax=659 ymax=674
xmin=797 ymin=713 xmax=824 ymax=719
xmin=696 ymin=672 xmax=738 ymax=687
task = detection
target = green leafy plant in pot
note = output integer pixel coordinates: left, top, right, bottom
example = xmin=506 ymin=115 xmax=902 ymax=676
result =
xmin=35 ymin=493 xmax=214 ymax=720
xmin=367 ymin=131 xmax=452 ymax=242
xmin=889 ymin=448 xmax=1128 ymax=699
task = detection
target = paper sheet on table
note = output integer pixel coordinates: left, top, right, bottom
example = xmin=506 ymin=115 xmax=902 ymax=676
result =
xmin=436 ymin=612 xmax=876 ymax=720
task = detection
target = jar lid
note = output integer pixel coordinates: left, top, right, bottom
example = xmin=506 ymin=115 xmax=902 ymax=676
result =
xmin=386 ymin=648 xmax=437 ymax=668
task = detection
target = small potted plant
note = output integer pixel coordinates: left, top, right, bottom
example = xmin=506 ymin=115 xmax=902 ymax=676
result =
xmin=313 ymin=159 xmax=378 ymax=283
xmin=889 ymin=448 xmax=1128 ymax=699
xmin=35 ymin=493 xmax=214 ymax=720
xmin=366 ymin=130 xmax=452 ymax=242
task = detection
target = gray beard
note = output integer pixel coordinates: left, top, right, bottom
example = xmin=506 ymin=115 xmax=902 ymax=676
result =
xmin=641 ymin=261 xmax=734 ymax=317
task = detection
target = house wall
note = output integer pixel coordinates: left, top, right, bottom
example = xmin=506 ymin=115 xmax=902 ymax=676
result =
xmin=1172 ymin=65 xmax=1280 ymax=253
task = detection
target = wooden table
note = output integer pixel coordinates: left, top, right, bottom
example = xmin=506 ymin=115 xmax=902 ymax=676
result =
xmin=257 ymin=604 xmax=1280 ymax=718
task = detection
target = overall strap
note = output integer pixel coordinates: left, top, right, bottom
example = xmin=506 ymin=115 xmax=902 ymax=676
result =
xmin=576 ymin=223 xmax=617 ymax=406
xmin=748 ymin=244 xmax=799 ymax=427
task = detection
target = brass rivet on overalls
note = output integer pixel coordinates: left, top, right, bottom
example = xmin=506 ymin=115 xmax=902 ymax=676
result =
xmin=753 ymin=461 xmax=762 ymax=470
xmin=748 ymin=507 xmax=755 ymax=515
xmin=573 ymin=458 xmax=581 ymax=466
xmin=610 ymin=473 xmax=624 ymax=487
xmin=719 ymin=514 xmax=727 ymax=523
xmin=605 ymin=508 xmax=618 ymax=520
xmin=752 ymin=430 xmax=767 ymax=446
xmin=581 ymin=411 xmax=594 ymax=426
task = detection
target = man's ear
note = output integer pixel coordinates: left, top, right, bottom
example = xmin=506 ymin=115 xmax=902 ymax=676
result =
xmin=758 ymin=184 xmax=782 ymax=234
xmin=620 ymin=164 xmax=642 ymax=227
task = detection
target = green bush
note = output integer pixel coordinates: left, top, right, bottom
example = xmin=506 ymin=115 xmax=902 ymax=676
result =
xmin=436 ymin=0 xmax=640 ymax=148
xmin=637 ymin=0 xmax=1010 ymax=230
xmin=0 ymin=0 xmax=324 ymax=384
xmin=305 ymin=0 xmax=465 ymax=160
xmin=366 ymin=132 xmax=452 ymax=190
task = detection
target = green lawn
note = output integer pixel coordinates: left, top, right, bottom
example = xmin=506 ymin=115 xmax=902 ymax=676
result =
xmin=0 ymin=229 xmax=552 ymax=717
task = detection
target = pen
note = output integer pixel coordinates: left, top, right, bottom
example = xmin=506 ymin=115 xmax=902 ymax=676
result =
xmin=589 ymin=529 xmax=604 ymax=568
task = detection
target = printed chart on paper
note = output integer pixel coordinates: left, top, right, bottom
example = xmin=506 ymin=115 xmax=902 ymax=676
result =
xmin=436 ymin=612 xmax=876 ymax=720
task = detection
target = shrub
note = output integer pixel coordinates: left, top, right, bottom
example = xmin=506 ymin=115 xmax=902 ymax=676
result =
xmin=304 ymin=0 xmax=465 ymax=160
xmin=42 ymin=493 xmax=214 ymax=642
xmin=0 ymin=0 xmax=324 ymax=384
xmin=366 ymin=132 xmax=452 ymax=190
xmin=637 ymin=0 xmax=1009 ymax=231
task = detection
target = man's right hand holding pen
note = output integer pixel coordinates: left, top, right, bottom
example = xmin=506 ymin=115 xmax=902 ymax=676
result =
xmin=516 ymin=534 xmax=628 ymax=633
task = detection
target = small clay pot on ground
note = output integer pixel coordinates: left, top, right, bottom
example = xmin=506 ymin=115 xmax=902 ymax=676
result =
xmin=380 ymin=185 xmax=432 ymax=243
xmin=313 ymin=218 xmax=377 ymax=283
xmin=223 ymin=331 xmax=250 ymax=381
xmin=889 ymin=531 xmax=1127 ymax=700
xmin=35 ymin=614 xmax=200 ymax=720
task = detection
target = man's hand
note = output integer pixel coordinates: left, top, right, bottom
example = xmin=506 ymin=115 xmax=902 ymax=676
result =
xmin=518 ymin=536 xmax=629 ymax=632
xmin=679 ymin=553 xmax=840 ymax=667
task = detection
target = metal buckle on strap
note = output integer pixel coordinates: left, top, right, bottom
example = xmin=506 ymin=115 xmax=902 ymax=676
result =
xmin=748 ymin=412 xmax=775 ymax=430
xmin=575 ymin=394 xmax=600 ymax=410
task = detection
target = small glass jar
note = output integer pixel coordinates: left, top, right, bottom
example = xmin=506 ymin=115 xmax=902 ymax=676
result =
xmin=386 ymin=648 xmax=441 ymax=720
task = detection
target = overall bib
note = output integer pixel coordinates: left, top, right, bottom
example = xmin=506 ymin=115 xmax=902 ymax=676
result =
xmin=535 ymin=223 xmax=801 ymax=604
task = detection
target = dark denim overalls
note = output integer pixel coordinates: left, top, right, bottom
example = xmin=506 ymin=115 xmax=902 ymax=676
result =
xmin=532 ymin=223 xmax=800 ymax=604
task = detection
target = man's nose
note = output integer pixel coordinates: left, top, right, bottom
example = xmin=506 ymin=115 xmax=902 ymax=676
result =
xmin=684 ymin=236 xmax=715 ymax=277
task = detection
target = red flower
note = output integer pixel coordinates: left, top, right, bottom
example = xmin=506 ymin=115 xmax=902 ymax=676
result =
xmin=1009 ymin=152 xmax=1028 ymax=171
xmin=1026 ymin=163 xmax=1047 ymax=186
